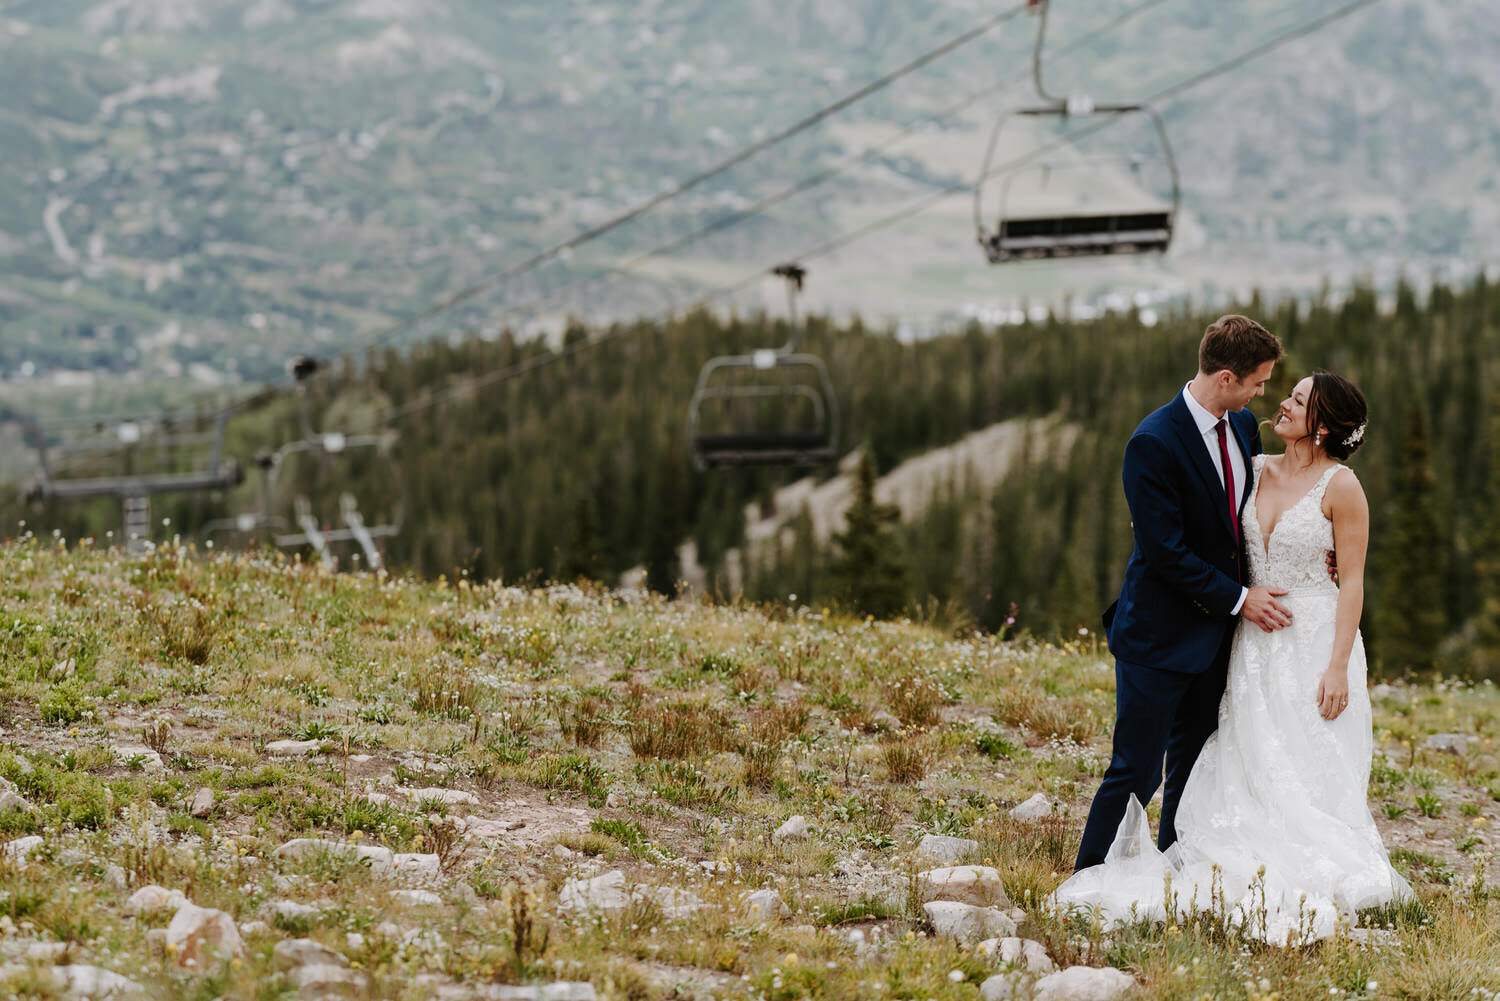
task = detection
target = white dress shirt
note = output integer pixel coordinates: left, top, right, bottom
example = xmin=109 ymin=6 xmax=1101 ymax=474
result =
xmin=1181 ymin=384 xmax=1249 ymax=614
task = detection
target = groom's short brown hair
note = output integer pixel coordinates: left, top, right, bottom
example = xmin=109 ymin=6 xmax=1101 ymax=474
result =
xmin=1199 ymin=315 xmax=1283 ymax=379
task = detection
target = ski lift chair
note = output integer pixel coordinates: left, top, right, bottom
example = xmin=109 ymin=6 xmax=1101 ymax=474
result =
xmin=266 ymin=429 xmax=406 ymax=569
xmin=688 ymin=264 xmax=840 ymax=470
xmin=974 ymin=0 xmax=1180 ymax=264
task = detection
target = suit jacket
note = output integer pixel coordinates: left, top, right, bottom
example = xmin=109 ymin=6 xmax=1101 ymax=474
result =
xmin=1104 ymin=393 xmax=1261 ymax=674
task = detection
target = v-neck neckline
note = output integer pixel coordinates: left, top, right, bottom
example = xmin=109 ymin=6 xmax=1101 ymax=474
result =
xmin=1253 ymin=458 xmax=1337 ymax=556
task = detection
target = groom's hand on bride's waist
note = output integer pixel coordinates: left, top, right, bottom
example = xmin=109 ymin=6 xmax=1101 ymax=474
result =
xmin=1241 ymin=587 xmax=1292 ymax=632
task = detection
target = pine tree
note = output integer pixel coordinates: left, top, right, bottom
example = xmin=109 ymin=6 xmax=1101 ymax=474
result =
xmin=1471 ymin=409 xmax=1500 ymax=671
xmin=1376 ymin=409 xmax=1446 ymax=674
xmin=828 ymin=451 xmax=910 ymax=619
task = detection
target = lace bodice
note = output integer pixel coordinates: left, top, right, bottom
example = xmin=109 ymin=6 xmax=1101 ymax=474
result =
xmin=1243 ymin=457 xmax=1344 ymax=596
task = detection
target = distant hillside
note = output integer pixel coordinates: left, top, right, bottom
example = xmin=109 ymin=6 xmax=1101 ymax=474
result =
xmin=1 ymin=0 xmax=1498 ymax=414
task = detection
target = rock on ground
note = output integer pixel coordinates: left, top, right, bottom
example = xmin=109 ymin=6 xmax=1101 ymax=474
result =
xmin=917 ymin=834 xmax=978 ymax=864
xmin=1032 ymin=966 xmax=1137 ymax=1001
xmin=273 ymin=937 xmax=350 ymax=970
xmin=164 ymin=902 xmax=246 ymax=966
xmin=978 ymin=937 xmax=1056 ymax=972
xmin=275 ymin=838 xmax=395 ymax=874
xmin=403 ymin=786 xmax=479 ymax=806
xmin=742 ymin=888 xmax=787 ymax=923
xmin=917 ymin=865 xmax=1012 ymax=907
xmin=124 ymin=885 xmax=187 ymax=917
xmin=981 ymin=971 xmax=1032 ymax=1001
xmin=189 ymin=787 xmax=215 ymax=818
xmin=774 ymin=815 xmax=809 ymax=841
xmin=3 ymin=835 xmax=43 ymax=863
xmin=559 ymin=871 xmax=630 ymax=914
xmin=1009 ymin=792 xmax=1052 ymax=822
xmin=46 ymin=964 xmax=145 ymax=999
xmin=266 ymin=739 xmax=322 ymax=756
xmin=391 ymin=889 xmax=444 ymax=907
xmin=923 ymin=901 xmax=1016 ymax=942
xmin=1423 ymin=733 xmax=1469 ymax=755
xmin=111 ymin=745 xmax=166 ymax=773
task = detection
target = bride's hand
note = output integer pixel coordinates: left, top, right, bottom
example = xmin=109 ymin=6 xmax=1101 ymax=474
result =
xmin=1316 ymin=665 xmax=1350 ymax=720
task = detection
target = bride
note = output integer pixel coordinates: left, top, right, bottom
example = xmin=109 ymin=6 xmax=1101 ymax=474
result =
xmin=1055 ymin=372 xmax=1411 ymax=942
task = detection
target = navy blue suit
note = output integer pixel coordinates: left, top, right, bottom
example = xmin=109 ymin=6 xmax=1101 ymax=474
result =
xmin=1075 ymin=392 xmax=1261 ymax=870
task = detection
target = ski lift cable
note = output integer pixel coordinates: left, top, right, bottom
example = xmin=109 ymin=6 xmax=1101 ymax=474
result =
xmin=347 ymin=1 xmax=1036 ymax=357
xmin=483 ymin=0 xmax=1169 ymax=330
xmin=364 ymin=0 xmax=1387 ymax=432
xmin=14 ymin=2 xmax=1035 ymax=448
xmin=694 ymin=0 xmax=1389 ymax=304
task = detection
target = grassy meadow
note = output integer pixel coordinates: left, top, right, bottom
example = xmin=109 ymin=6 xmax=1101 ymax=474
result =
xmin=0 ymin=537 xmax=1497 ymax=1000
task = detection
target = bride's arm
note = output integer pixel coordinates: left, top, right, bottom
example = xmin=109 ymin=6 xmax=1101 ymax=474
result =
xmin=1319 ymin=469 xmax=1369 ymax=720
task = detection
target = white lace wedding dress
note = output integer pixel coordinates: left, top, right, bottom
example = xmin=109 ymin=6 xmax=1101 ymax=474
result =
xmin=1055 ymin=459 xmax=1411 ymax=942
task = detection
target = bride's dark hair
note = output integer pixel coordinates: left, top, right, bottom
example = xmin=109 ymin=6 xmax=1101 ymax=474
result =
xmin=1305 ymin=372 xmax=1367 ymax=460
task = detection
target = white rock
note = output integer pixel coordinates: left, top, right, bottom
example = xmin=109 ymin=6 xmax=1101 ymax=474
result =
xmin=274 ymin=838 xmax=394 ymax=874
xmin=239 ymin=920 xmax=269 ymax=937
xmin=3 ymin=835 xmax=43 ymax=863
xmin=112 ymin=745 xmax=166 ymax=772
xmin=978 ymin=937 xmax=1056 ymax=973
xmin=917 ymin=834 xmax=979 ymax=865
xmin=261 ymin=899 xmax=319 ymax=923
xmin=164 ymin=901 xmax=246 ymax=965
xmin=980 ymin=971 xmax=1031 ymax=1001
xmin=1009 ymin=793 xmax=1052 ymax=822
xmin=50 ymin=964 xmax=145 ymax=999
xmin=291 ymin=963 xmax=368 ymax=995
xmin=273 ymin=937 xmax=349 ymax=970
xmin=917 ymin=865 xmax=1012 ymax=907
xmin=539 ymin=985 xmax=599 ymax=1001
xmin=103 ymin=864 xmax=128 ymax=890
xmin=924 ymin=901 xmax=1016 ymax=942
xmin=391 ymin=889 xmax=443 ymax=907
xmin=345 ymin=932 xmax=365 ymax=951
xmin=464 ymin=817 xmax=522 ymax=842
xmin=1424 ymin=733 xmax=1470 ymax=756
xmin=1007 ymin=907 xmax=1026 ymax=923
xmin=552 ymin=843 xmax=574 ymax=859
xmin=393 ymin=852 xmax=442 ymax=877
xmin=0 ymin=789 xmax=31 ymax=812
xmin=558 ymin=870 xmax=629 ymax=914
xmin=266 ymin=739 xmax=321 ymax=756
xmin=189 ymin=787 xmax=215 ymax=818
xmin=774 ymin=815 xmax=809 ymax=841
xmin=362 ymin=791 xmax=391 ymax=805
xmin=124 ymin=884 xmax=187 ymax=917
xmin=1033 ymin=966 xmax=1136 ymax=1001
xmin=403 ymin=786 xmax=479 ymax=806
xmin=742 ymin=888 xmax=787 ymax=923
xmin=26 ymin=941 xmax=69 ymax=960
xmin=605 ymin=792 xmax=623 ymax=808
xmin=643 ymin=884 xmax=706 ymax=919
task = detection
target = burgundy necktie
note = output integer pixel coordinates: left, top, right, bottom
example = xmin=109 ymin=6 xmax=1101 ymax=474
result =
xmin=1216 ymin=419 xmax=1239 ymax=546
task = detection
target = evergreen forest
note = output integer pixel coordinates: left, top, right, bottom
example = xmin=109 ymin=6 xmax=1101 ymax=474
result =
xmin=9 ymin=274 xmax=1500 ymax=679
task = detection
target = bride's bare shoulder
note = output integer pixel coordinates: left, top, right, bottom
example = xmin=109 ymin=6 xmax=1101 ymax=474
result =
xmin=1323 ymin=466 xmax=1367 ymax=517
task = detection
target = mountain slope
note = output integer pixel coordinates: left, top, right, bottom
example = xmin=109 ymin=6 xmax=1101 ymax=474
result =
xmin=0 ymin=0 xmax=1497 ymax=411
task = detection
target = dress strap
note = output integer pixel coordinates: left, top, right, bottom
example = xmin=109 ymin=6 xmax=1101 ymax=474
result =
xmin=1313 ymin=464 xmax=1345 ymax=502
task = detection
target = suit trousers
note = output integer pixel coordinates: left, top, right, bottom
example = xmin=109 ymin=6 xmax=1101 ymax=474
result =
xmin=1074 ymin=644 xmax=1231 ymax=870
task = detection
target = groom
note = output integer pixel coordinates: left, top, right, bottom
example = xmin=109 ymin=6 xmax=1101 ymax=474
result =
xmin=1075 ymin=315 xmax=1291 ymax=870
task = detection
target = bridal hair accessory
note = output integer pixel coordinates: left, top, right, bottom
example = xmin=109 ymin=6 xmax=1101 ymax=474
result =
xmin=1343 ymin=423 xmax=1366 ymax=448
